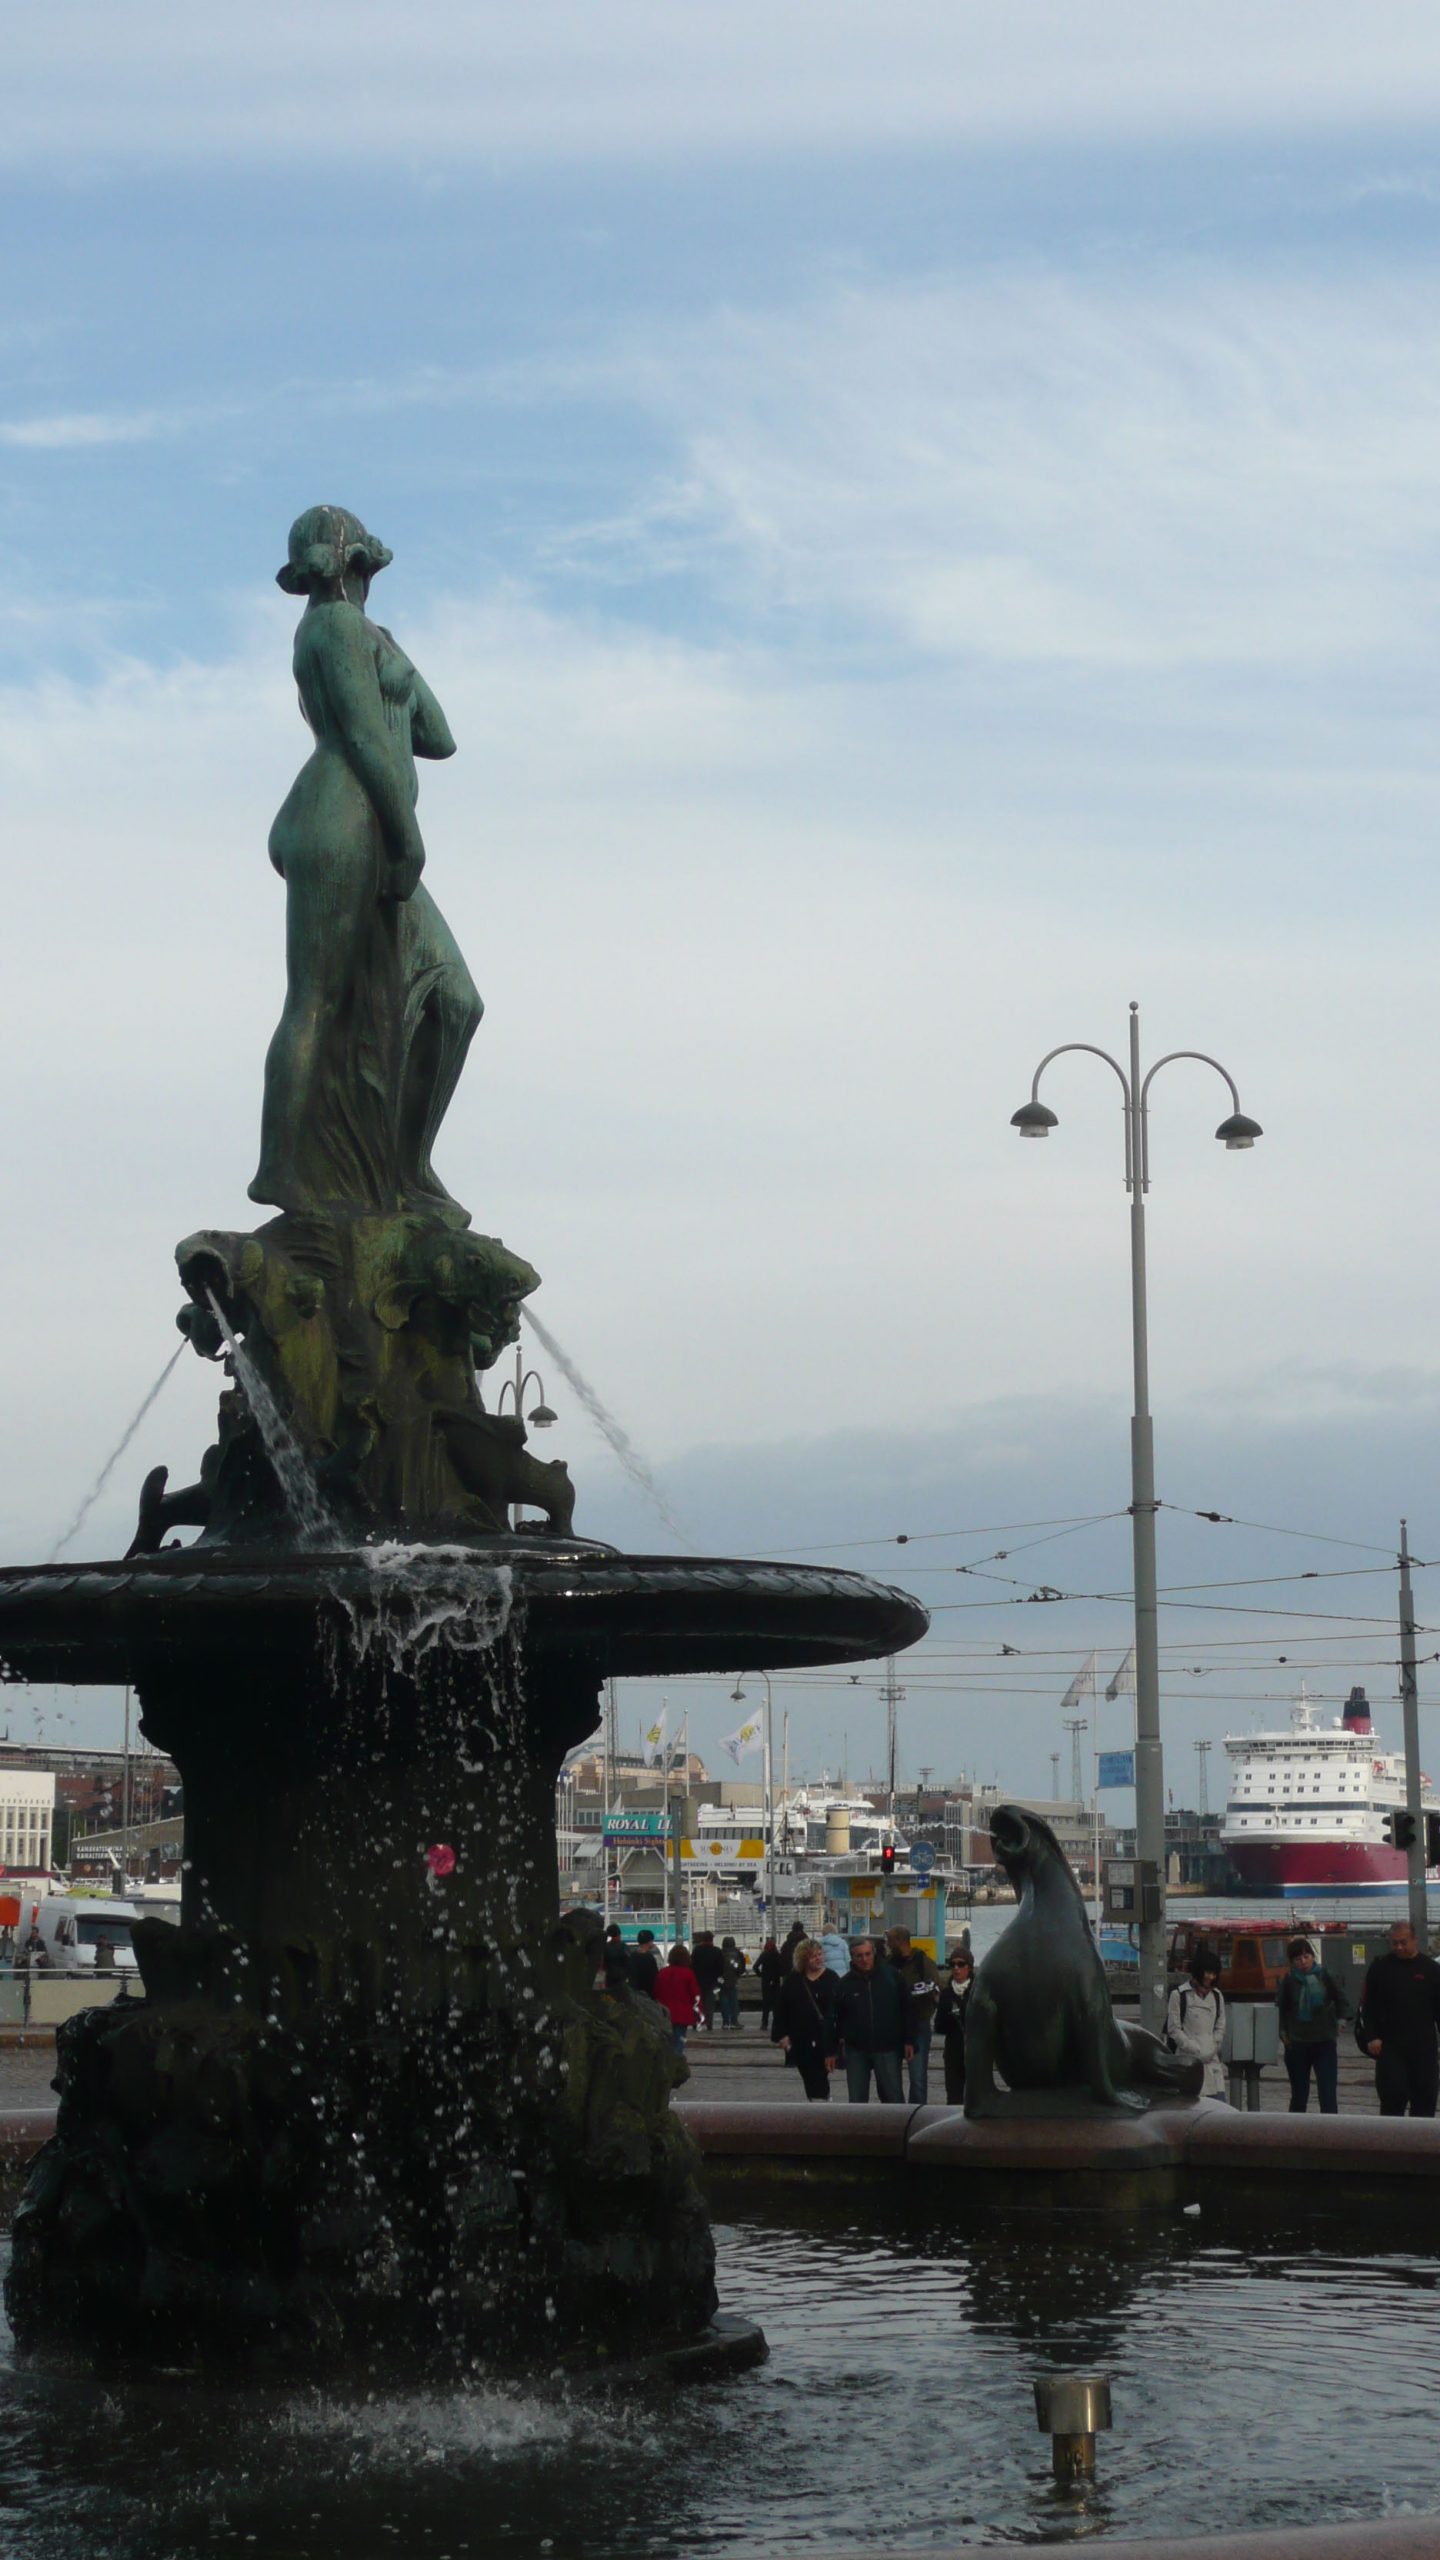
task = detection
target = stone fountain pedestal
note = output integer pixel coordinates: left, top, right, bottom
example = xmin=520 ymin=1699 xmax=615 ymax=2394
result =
xmin=0 ymin=1541 xmax=924 ymax=2372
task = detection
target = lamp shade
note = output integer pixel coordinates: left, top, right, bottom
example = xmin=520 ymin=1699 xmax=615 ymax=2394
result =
xmin=1011 ymin=1101 xmax=1059 ymax=1138
xmin=1214 ymin=1112 xmax=1262 ymax=1151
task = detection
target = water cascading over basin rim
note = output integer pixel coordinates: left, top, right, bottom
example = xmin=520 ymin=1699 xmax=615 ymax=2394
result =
xmin=0 ymin=1545 xmax=927 ymax=1686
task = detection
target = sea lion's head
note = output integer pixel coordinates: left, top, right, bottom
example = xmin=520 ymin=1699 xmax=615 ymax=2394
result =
xmin=989 ymin=1801 xmax=1067 ymax=1886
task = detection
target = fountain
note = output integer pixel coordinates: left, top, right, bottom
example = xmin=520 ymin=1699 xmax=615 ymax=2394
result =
xmin=0 ymin=505 xmax=925 ymax=2374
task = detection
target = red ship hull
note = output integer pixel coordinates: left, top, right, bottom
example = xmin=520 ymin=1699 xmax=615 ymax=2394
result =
xmin=1227 ymin=1837 xmax=1413 ymax=1897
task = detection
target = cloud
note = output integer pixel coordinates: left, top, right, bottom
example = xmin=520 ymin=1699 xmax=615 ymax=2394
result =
xmin=533 ymin=269 xmax=1440 ymax=675
xmin=0 ymin=409 xmax=188 ymax=450
xmin=7 ymin=4 xmax=1440 ymax=170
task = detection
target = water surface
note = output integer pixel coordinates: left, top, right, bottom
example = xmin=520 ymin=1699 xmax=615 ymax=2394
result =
xmin=2 ymin=2198 xmax=1436 ymax=2557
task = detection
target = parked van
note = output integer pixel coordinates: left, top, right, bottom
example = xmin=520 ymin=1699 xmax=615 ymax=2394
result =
xmin=27 ymin=1894 xmax=139 ymax=1975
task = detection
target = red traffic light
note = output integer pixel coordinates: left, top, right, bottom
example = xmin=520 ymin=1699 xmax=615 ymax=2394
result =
xmin=880 ymin=1844 xmax=896 ymax=1875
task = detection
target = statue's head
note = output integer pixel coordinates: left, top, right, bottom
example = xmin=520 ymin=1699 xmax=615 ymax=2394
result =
xmin=276 ymin=505 xmax=393 ymax=598
xmin=989 ymin=1801 xmax=1069 ymax=1885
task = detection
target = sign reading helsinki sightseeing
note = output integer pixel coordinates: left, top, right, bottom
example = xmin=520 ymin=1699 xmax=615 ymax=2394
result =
xmin=680 ymin=1836 xmax=767 ymax=1869
xmin=597 ymin=1812 xmax=765 ymax=1864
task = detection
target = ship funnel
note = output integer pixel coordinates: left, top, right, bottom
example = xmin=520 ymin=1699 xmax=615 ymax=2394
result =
xmin=1343 ymin=1685 xmax=1374 ymax=1734
xmin=826 ymin=1810 xmax=851 ymax=1853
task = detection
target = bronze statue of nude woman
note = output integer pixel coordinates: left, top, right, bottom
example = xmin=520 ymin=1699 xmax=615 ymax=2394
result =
xmin=250 ymin=505 xmax=481 ymax=1224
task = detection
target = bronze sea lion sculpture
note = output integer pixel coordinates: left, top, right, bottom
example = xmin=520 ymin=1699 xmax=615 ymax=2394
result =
xmin=964 ymin=1803 xmax=1203 ymax=2116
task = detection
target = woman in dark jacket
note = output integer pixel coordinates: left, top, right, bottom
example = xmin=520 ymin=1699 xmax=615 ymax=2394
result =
xmin=934 ymin=1949 xmax=974 ymax=2105
xmin=771 ymin=1937 xmax=840 ymax=2099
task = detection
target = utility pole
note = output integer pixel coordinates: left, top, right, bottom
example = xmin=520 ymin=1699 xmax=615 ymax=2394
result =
xmin=1194 ymin=1738 xmax=1211 ymax=1820
xmin=1050 ymin=1750 xmax=1061 ymax=1796
xmin=1400 ymin=1520 xmax=1427 ymax=1938
xmin=121 ymin=1683 xmax=133 ymax=1895
xmin=881 ymin=1658 xmax=905 ymax=1822
xmin=1063 ymin=1716 xmax=1087 ymax=1808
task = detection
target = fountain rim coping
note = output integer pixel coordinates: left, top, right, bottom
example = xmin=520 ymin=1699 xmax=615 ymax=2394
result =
xmin=681 ymin=2093 xmax=1440 ymax=2172
xmin=0 ymin=1544 xmax=929 ymax=1682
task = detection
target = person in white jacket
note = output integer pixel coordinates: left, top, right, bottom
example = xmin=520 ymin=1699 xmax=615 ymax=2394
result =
xmin=1164 ymin=1948 xmax=1228 ymax=2099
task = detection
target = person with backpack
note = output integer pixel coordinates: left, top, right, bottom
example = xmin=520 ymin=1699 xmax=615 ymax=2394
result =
xmin=1163 ymin=1946 xmax=1227 ymax=2099
xmin=1276 ymin=1936 xmax=1350 ymax=2114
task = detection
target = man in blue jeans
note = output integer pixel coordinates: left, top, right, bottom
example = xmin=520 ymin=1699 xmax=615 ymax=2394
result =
xmin=835 ymin=1936 xmax=911 ymax=2101
xmin=885 ymin=1926 xmax=939 ymax=2103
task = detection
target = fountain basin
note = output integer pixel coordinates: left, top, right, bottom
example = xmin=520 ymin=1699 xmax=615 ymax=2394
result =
xmin=0 ymin=1543 xmax=926 ymax=2376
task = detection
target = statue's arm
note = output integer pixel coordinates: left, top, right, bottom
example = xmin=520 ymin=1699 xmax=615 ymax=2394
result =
xmin=409 ymin=672 xmax=457 ymax=762
xmin=302 ymin=607 xmax=426 ymax=897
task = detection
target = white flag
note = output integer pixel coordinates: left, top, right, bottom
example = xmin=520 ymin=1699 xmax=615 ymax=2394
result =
xmin=1105 ymin=1648 xmax=1136 ymax=1702
xmin=640 ymin=1709 xmax=668 ymax=1768
xmin=721 ymin=1716 xmax=765 ymax=1766
xmin=1061 ymin=1650 xmax=1097 ymax=1713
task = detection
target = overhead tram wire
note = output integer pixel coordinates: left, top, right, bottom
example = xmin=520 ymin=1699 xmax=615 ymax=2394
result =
xmin=1159 ymin=1502 xmax=1406 ymax=1559
xmin=752 ymin=1507 xmax=1130 ymax=1557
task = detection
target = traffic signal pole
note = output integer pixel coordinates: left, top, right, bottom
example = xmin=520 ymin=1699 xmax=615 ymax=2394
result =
xmin=1399 ymin=1520 xmax=1427 ymax=1941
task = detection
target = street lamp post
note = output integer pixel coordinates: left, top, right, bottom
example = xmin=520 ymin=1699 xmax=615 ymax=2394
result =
xmin=732 ymin=1673 xmax=776 ymax=1928
xmin=495 ymin=1345 xmax=558 ymax=1529
xmin=1012 ymin=1001 xmax=1262 ymax=2036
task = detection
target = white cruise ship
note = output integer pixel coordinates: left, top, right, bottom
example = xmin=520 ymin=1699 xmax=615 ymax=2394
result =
xmin=1220 ymin=1685 xmax=1439 ymax=1898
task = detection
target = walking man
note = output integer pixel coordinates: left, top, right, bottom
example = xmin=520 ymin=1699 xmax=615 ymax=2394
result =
xmin=691 ymin=1930 xmax=725 ymax=2030
xmin=834 ymin=1936 xmax=911 ymax=2102
xmin=1357 ymin=1920 xmax=1440 ymax=2117
xmin=885 ymin=1926 xmax=939 ymax=2103
xmin=627 ymin=1928 xmax=661 ymax=1999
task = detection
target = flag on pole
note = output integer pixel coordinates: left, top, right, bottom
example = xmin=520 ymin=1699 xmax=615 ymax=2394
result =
xmin=1105 ymin=1648 xmax=1136 ymax=1702
xmin=640 ymin=1710 xmax=668 ymax=1768
xmin=721 ymin=1715 xmax=765 ymax=1766
xmin=1097 ymin=1749 xmax=1136 ymax=1788
xmin=1061 ymin=1650 xmax=1098 ymax=1712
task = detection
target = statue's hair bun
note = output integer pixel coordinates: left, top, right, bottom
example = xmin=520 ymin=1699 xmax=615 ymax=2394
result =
xmin=277 ymin=505 xmax=393 ymax=596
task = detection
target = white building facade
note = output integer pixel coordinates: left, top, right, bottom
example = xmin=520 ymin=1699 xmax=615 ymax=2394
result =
xmin=0 ymin=1771 xmax=54 ymax=1877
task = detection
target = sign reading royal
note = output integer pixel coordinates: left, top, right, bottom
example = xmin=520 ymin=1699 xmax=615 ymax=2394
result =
xmin=602 ymin=1811 xmax=671 ymax=1844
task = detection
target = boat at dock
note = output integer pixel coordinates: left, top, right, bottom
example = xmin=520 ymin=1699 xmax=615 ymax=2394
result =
xmin=1220 ymin=1684 xmax=1440 ymax=1898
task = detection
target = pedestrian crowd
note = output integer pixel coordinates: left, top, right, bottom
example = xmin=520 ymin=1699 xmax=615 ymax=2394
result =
xmin=599 ymin=1911 xmax=1440 ymax=2119
xmin=764 ymin=1918 xmax=970 ymax=2104
xmin=602 ymin=1925 xmax=751 ymax=2052
xmin=1268 ymin=1918 xmax=1440 ymax=2117
xmin=602 ymin=1916 xmax=973 ymax=2099
xmin=1164 ymin=1919 xmax=1440 ymax=2119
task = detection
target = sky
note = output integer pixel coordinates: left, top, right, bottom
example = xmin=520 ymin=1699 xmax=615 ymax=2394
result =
xmin=5 ymin=4 xmax=1440 ymax=1804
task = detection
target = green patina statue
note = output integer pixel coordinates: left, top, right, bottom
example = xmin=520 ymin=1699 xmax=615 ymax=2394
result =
xmin=131 ymin=506 xmax=574 ymax=1549
xmin=251 ymin=504 xmax=479 ymax=1224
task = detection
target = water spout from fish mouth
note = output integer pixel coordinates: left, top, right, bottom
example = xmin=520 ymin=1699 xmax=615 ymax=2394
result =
xmin=205 ymin=1289 xmax=340 ymax=1548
